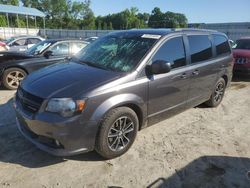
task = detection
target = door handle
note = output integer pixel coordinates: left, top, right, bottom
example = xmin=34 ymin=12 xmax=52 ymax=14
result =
xmin=192 ymin=70 xmax=199 ymax=76
xmin=180 ymin=73 xmax=187 ymax=79
xmin=171 ymin=73 xmax=187 ymax=80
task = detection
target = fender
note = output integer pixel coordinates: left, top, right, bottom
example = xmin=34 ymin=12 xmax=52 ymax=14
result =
xmin=90 ymin=93 xmax=147 ymax=129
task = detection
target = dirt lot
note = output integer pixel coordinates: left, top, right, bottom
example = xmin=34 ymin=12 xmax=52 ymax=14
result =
xmin=0 ymin=78 xmax=250 ymax=188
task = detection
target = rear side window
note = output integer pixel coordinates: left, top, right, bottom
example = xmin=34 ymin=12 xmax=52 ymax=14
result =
xmin=28 ymin=38 xmax=41 ymax=44
xmin=152 ymin=36 xmax=186 ymax=69
xmin=213 ymin=35 xmax=231 ymax=56
xmin=188 ymin=35 xmax=212 ymax=64
xmin=12 ymin=39 xmax=26 ymax=46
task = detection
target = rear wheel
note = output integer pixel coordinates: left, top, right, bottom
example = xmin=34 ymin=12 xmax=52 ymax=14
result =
xmin=205 ymin=78 xmax=226 ymax=107
xmin=95 ymin=107 xmax=139 ymax=159
xmin=2 ymin=68 xmax=27 ymax=90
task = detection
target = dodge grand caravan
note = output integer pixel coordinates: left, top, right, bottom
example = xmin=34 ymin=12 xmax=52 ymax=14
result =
xmin=15 ymin=29 xmax=233 ymax=159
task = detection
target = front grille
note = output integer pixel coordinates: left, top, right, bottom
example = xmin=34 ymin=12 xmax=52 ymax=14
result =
xmin=16 ymin=87 xmax=44 ymax=113
xmin=235 ymin=57 xmax=250 ymax=64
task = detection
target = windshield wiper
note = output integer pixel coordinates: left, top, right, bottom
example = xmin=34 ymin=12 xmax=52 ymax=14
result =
xmin=78 ymin=60 xmax=109 ymax=71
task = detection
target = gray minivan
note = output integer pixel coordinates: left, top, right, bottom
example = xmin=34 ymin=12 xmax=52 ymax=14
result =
xmin=15 ymin=29 xmax=233 ymax=159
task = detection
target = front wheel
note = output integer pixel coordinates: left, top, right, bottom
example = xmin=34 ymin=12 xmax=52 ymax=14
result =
xmin=205 ymin=78 xmax=226 ymax=107
xmin=95 ymin=107 xmax=139 ymax=159
xmin=2 ymin=68 xmax=27 ymax=90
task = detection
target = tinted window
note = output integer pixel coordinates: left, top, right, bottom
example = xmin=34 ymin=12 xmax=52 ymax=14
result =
xmin=235 ymin=39 xmax=250 ymax=50
xmin=28 ymin=38 xmax=41 ymax=44
xmin=12 ymin=39 xmax=26 ymax=46
xmin=213 ymin=35 xmax=231 ymax=56
xmin=50 ymin=42 xmax=69 ymax=55
xmin=188 ymin=35 xmax=212 ymax=63
xmin=152 ymin=37 xmax=186 ymax=69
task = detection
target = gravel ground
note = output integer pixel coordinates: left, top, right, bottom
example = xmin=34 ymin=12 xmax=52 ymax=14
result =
xmin=0 ymin=78 xmax=250 ymax=188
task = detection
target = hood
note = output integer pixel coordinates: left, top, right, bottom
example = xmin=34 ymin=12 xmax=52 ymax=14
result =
xmin=21 ymin=61 xmax=123 ymax=99
xmin=233 ymin=49 xmax=250 ymax=58
xmin=0 ymin=51 xmax=33 ymax=62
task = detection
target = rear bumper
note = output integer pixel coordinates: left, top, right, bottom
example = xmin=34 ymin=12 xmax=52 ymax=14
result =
xmin=15 ymin=105 xmax=99 ymax=157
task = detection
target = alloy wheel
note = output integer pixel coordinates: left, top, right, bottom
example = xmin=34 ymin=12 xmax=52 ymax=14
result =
xmin=107 ymin=116 xmax=135 ymax=152
xmin=214 ymin=82 xmax=224 ymax=103
xmin=6 ymin=71 xmax=25 ymax=89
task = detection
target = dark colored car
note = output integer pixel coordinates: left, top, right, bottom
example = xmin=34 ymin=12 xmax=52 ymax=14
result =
xmin=0 ymin=39 xmax=88 ymax=89
xmin=233 ymin=37 xmax=250 ymax=76
xmin=15 ymin=29 xmax=233 ymax=159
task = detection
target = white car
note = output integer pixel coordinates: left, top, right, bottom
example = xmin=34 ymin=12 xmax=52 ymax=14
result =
xmin=4 ymin=36 xmax=44 ymax=52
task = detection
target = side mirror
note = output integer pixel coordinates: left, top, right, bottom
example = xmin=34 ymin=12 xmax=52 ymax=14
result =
xmin=44 ymin=50 xmax=53 ymax=59
xmin=147 ymin=60 xmax=172 ymax=75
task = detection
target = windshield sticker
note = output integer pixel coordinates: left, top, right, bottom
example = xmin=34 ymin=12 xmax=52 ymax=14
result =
xmin=141 ymin=34 xmax=161 ymax=39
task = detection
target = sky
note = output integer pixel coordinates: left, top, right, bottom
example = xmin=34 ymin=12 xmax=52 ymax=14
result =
xmin=91 ymin=0 xmax=250 ymax=23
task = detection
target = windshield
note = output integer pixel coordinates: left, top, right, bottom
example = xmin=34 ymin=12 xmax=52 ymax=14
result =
xmin=234 ymin=39 xmax=250 ymax=50
xmin=26 ymin=40 xmax=52 ymax=55
xmin=75 ymin=34 xmax=157 ymax=72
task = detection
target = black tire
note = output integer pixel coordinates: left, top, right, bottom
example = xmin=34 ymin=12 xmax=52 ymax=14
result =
xmin=95 ymin=107 xmax=139 ymax=159
xmin=2 ymin=68 xmax=27 ymax=90
xmin=205 ymin=78 xmax=226 ymax=107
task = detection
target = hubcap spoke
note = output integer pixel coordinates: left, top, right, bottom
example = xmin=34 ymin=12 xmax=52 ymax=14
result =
xmin=108 ymin=133 xmax=119 ymax=138
xmin=123 ymin=134 xmax=130 ymax=143
xmin=110 ymin=137 xmax=119 ymax=148
xmin=115 ymin=137 xmax=120 ymax=150
xmin=120 ymin=137 xmax=125 ymax=147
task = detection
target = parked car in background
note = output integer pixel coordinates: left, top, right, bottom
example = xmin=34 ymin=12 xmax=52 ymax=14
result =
xmin=229 ymin=39 xmax=236 ymax=48
xmin=3 ymin=35 xmax=44 ymax=52
xmin=15 ymin=29 xmax=233 ymax=159
xmin=233 ymin=37 xmax=250 ymax=76
xmin=0 ymin=39 xmax=88 ymax=89
xmin=83 ymin=36 xmax=98 ymax=43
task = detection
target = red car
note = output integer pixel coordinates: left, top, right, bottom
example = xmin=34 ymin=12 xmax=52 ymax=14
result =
xmin=233 ymin=37 xmax=250 ymax=76
xmin=0 ymin=41 xmax=8 ymax=51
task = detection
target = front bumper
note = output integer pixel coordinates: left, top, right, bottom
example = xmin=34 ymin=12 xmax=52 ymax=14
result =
xmin=233 ymin=65 xmax=250 ymax=76
xmin=15 ymin=105 xmax=99 ymax=157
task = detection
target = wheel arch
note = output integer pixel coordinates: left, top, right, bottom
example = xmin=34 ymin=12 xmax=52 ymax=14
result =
xmin=3 ymin=66 xmax=29 ymax=75
xmin=222 ymin=75 xmax=228 ymax=86
xmin=90 ymin=94 xmax=147 ymax=131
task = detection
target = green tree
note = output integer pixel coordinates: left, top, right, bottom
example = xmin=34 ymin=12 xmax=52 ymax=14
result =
xmin=0 ymin=15 xmax=7 ymax=27
xmin=97 ymin=20 xmax=102 ymax=30
xmin=148 ymin=7 xmax=188 ymax=28
xmin=108 ymin=22 xmax=113 ymax=30
xmin=0 ymin=0 xmax=19 ymax=5
xmin=103 ymin=22 xmax=107 ymax=30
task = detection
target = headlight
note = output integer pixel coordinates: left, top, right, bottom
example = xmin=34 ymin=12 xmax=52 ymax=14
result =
xmin=46 ymin=98 xmax=86 ymax=117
